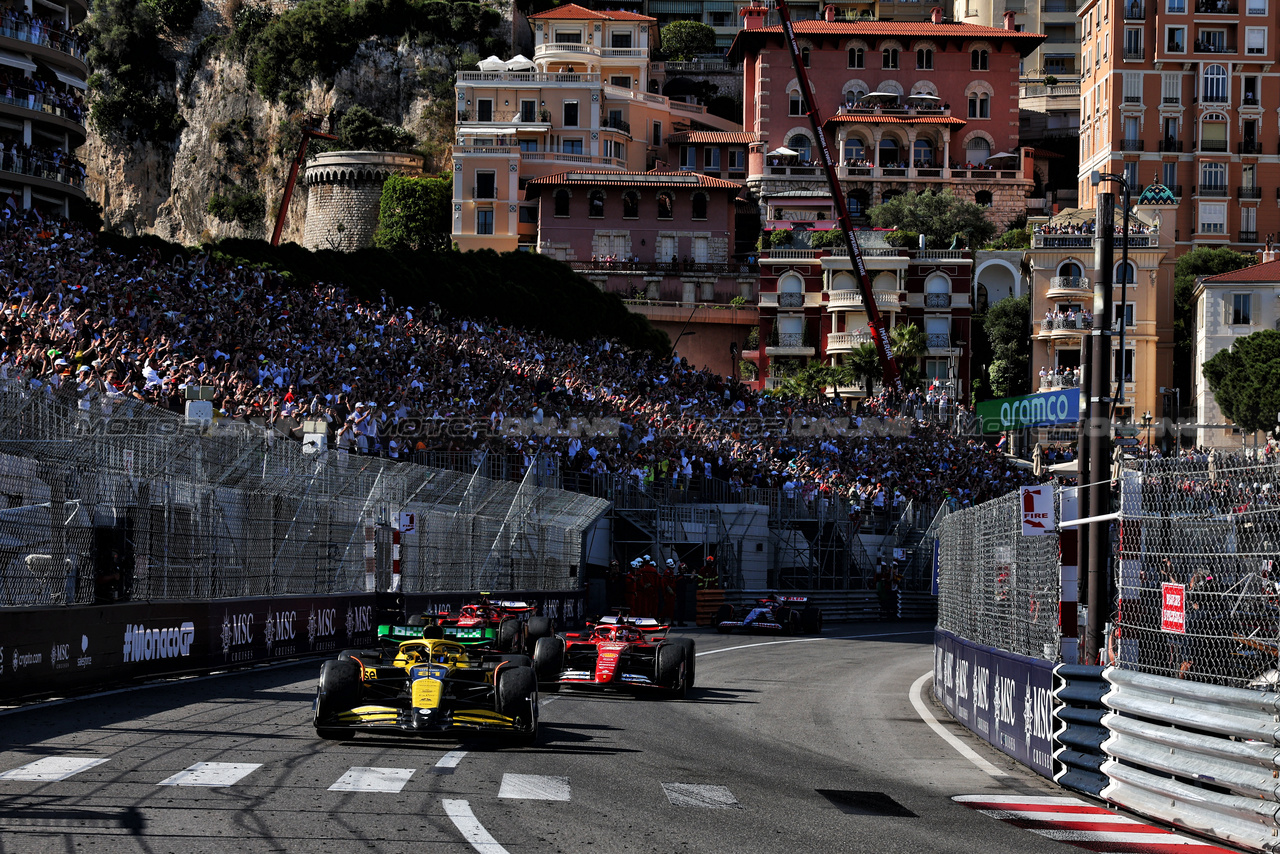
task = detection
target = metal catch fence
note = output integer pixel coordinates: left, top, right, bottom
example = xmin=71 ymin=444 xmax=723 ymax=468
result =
xmin=1111 ymin=457 xmax=1280 ymax=688
xmin=936 ymin=487 xmax=1062 ymax=658
xmin=0 ymin=378 xmax=606 ymax=606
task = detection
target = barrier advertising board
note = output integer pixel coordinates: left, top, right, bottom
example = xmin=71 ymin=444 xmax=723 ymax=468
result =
xmin=934 ymin=628 xmax=1056 ymax=777
xmin=976 ymin=390 xmax=1081 ymax=434
xmin=404 ymin=589 xmax=588 ymax=629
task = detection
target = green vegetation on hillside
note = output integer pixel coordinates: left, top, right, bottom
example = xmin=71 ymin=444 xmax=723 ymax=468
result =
xmin=93 ymin=234 xmax=668 ymax=353
xmin=83 ymin=0 xmax=185 ymax=142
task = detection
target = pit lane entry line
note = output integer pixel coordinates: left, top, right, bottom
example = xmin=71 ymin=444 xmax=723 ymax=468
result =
xmin=909 ymin=670 xmax=1010 ymax=779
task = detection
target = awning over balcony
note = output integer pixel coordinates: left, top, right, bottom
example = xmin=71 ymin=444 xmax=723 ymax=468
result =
xmin=0 ymin=49 xmax=37 ymax=73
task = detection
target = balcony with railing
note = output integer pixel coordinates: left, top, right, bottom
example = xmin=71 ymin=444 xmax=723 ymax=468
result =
xmin=1032 ymin=233 xmax=1093 ymax=248
xmin=1239 ymin=230 xmax=1259 ymax=243
xmin=1123 ymin=1 xmax=1146 ymax=16
xmin=0 ymin=19 xmax=86 ymax=63
xmin=0 ymin=152 xmax=87 ymax=194
xmin=924 ymin=293 xmax=952 ymax=308
xmin=1192 ymin=42 xmax=1236 ymax=54
xmin=1200 ymin=140 xmax=1230 ymax=154
xmin=457 ymin=70 xmax=600 ymax=84
xmin=1048 ymin=276 xmax=1091 ymax=294
xmin=1242 ymin=96 xmax=1261 ymax=109
xmin=1119 ymin=138 xmax=1144 ymax=151
xmin=778 ymin=292 xmax=805 ymax=308
xmin=1237 ymin=185 xmax=1262 ymax=200
xmin=1158 ymin=139 xmax=1183 ymax=152
xmin=1195 ymin=0 xmax=1237 ymax=11
xmin=1238 ymin=141 xmax=1263 ymax=154
xmin=1039 ymin=371 xmax=1081 ymax=390
xmin=520 ymin=151 xmax=626 ymax=168
xmin=1168 ymin=184 xmax=1183 ymax=197
xmin=1039 ymin=316 xmax=1094 ymax=335
xmin=472 ymin=184 xmax=497 ymax=199
xmin=926 ymin=333 xmax=952 ymax=350
xmin=1123 ymin=48 xmax=1145 ymax=60
xmin=573 ymin=260 xmax=758 ymax=278
xmin=1041 ymin=0 xmax=1077 ymax=9
xmin=765 ymin=330 xmax=816 ymax=356
xmin=826 ymin=289 xmax=904 ymax=311
xmin=1195 ymin=183 xmax=1229 ymax=197
xmin=825 ymin=330 xmax=874 ymax=351
xmin=602 ymin=115 xmax=631 ymax=135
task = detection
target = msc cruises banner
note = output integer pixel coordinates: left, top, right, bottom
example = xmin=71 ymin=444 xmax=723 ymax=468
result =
xmin=976 ymin=389 xmax=1081 ymax=434
xmin=404 ymin=589 xmax=588 ymax=629
xmin=934 ymin=628 xmax=1056 ymax=778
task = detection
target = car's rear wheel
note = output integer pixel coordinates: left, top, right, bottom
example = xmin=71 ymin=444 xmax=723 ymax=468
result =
xmin=667 ymin=638 xmax=696 ymax=688
xmin=655 ymin=642 xmax=688 ymax=698
xmin=714 ymin=603 xmax=734 ymax=633
xmin=526 ymin=616 xmax=554 ymax=647
xmin=337 ymin=648 xmax=377 ymax=665
xmin=775 ymin=606 xmax=795 ymax=635
xmin=801 ymin=605 xmax=823 ymax=634
xmin=315 ymin=658 xmax=361 ymax=740
xmin=497 ymin=618 xmax=521 ymax=653
xmin=532 ymin=636 xmax=564 ymax=690
xmin=495 ymin=665 xmax=538 ymax=746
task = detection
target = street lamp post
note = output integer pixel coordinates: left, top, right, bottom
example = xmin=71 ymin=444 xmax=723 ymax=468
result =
xmin=1142 ymin=409 xmax=1154 ymax=453
xmin=1091 ymin=171 xmax=1132 ymax=418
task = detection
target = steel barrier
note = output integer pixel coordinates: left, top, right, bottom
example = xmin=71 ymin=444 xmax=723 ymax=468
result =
xmin=1052 ymin=664 xmax=1108 ymax=796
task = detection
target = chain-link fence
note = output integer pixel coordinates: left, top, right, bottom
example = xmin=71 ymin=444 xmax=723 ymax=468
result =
xmin=0 ymin=378 xmax=606 ymax=606
xmin=1112 ymin=457 xmax=1280 ymax=688
xmin=936 ymin=488 xmax=1062 ymax=658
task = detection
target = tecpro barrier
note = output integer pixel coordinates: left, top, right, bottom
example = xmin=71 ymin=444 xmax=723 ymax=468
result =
xmin=934 ymin=628 xmax=1057 ymax=778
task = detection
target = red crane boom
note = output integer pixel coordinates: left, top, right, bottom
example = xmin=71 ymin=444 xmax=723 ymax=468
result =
xmin=772 ymin=0 xmax=903 ymax=394
xmin=271 ymin=121 xmax=339 ymax=247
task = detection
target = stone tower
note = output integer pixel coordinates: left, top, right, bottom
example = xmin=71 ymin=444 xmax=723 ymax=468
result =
xmin=302 ymin=151 xmax=425 ymax=251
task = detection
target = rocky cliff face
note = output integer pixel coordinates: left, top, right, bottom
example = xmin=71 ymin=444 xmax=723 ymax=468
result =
xmin=83 ymin=1 xmax=480 ymax=246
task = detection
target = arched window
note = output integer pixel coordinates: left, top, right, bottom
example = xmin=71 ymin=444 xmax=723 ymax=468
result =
xmin=882 ymin=189 xmax=903 ymax=204
xmin=831 ymin=272 xmax=857 ymax=290
xmin=971 ymin=48 xmax=988 ymax=70
xmin=976 ymin=284 xmax=989 ymax=313
xmin=883 ymin=47 xmax=899 ymax=69
xmin=878 ymin=137 xmax=900 ymax=166
xmin=843 ymin=137 xmax=866 ymax=163
xmin=1115 ymin=261 xmax=1136 ymax=284
xmin=848 ymin=47 xmax=864 ymax=68
xmin=788 ymin=133 xmax=812 ymax=160
xmin=1059 ymin=261 xmax=1083 ymax=279
xmin=801 ymin=46 xmax=811 ymax=67
xmin=912 ymin=138 xmax=934 ymax=166
xmin=588 ymin=190 xmax=605 ymax=218
xmin=656 ymin=192 xmax=673 ymax=219
xmin=554 ymin=189 xmax=570 ymax=217
xmin=1200 ymin=160 xmax=1226 ymax=188
xmin=779 ymin=272 xmax=804 ymax=294
xmin=925 ymin=273 xmax=950 ymax=293
xmin=692 ymin=192 xmax=708 ymax=220
xmin=916 ymin=48 xmax=933 ymax=69
xmin=622 ymin=191 xmax=639 ymax=219
xmin=965 ymin=136 xmax=991 ymax=164
xmin=975 ymin=190 xmax=993 ymax=207
xmin=847 ymin=191 xmax=868 ymax=218
xmin=1202 ymin=64 xmax=1227 ymax=102
xmin=968 ymin=92 xmax=990 ymax=118
xmin=789 ymin=87 xmax=805 ymax=116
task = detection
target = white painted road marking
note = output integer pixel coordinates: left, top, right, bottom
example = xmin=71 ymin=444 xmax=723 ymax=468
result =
xmin=328 ymin=766 xmax=415 ymax=793
xmin=954 ymin=794 xmax=1240 ymax=853
xmin=157 ymin=762 xmax=262 ymax=787
xmin=432 ymin=750 xmax=468 ymax=774
xmin=909 ymin=670 xmax=1010 ymax=779
xmin=662 ymin=782 xmax=740 ymax=808
xmin=0 ymin=756 xmax=109 ymax=782
xmin=444 ymin=798 xmax=511 ymax=854
xmin=498 ymin=773 xmax=570 ymax=801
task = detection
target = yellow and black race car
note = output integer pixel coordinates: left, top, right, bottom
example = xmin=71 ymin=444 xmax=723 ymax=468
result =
xmin=312 ymin=637 xmax=538 ymax=745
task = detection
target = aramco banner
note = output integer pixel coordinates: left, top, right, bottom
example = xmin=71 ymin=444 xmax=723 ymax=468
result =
xmin=976 ymin=389 xmax=1080 ymax=433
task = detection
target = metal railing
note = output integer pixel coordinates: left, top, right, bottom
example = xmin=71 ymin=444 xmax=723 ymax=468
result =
xmin=924 ymin=293 xmax=952 ymax=308
xmin=0 ymin=20 xmax=85 ymax=60
xmin=1196 ymin=183 xmax=1229 ymax=196
xmin=1237 ymin=186 xmax=1262 ymax=200
xmin=1050 ymin=276 xmax=1091 ymax=290
xmin=926 ymin=333 xmax=951 ymax=349
xmin=778 ymin=292 xmax=805 ymax=308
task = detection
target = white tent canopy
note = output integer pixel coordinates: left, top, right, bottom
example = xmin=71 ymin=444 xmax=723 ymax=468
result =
xmin=477 ymin=55 xmax=506 ymax=71
xmin=768 ymin=146 xmax=798 ymax=156
xmin=505 ymin=54 xmax=534 ymax=70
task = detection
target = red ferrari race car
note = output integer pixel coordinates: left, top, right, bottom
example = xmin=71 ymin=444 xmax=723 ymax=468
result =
xmin=714 ymin=595 xmax=823 ymax=634
xmin=409 ymin=598 xmax=554 ymax=654
xmin=531 ymin=615 xmax=694 ymax=697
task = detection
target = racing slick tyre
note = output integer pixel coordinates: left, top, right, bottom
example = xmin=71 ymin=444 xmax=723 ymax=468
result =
xmin=314 ymin=658 xmax=362 ymax=740
xmin=497 ymin=618 xmax=522 ymax=653
xmin=532 ymin=636 xmax=565 ymax=691
xmin=775 ymin=606 xmax=795 ymax=635
xmin=526 ymin=616 xmax=555 ymax=647
xmin=495 ymin=664 xmax=539 ymax=746
xmin=714 ymin=604 xmax=734 ymax=633
xmin=801 ymin=605 xmax=823 ymax=634
xmin=668 ymin=638 xmax=696 ymax=689
xmin=421 ymin=626 xmax=444 ymax=640
xmin=490 ymin=653 xmax=534 ymax=668
xmin=406 ymin=613 xmax=427 ymax=627
xmin=655 ymin=642 xmax=689 ymax=699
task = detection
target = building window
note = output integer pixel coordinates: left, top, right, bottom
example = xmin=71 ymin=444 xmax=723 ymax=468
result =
xmin=788 ymin=132 xmax=812 ymax=160
xmin=1165 ymin=26 xmax=1185 ymax=51
xmin=1123 ymin=27 xmax=1142 ymax=58
xmin=563 ymin=138 xmax=583 ymax=154
xmin=975 ymin=190 xmax=993 ymax=206
xmin=1246 ymin=27 xmax=1266 ymax=55
xmin=610 ymin=75 xmax=632 ymax=88
xmin=789 ymin=88 xmax=805 ymax=115
xmin=476 ymin=99 xmax=493 ymax=122
xmin=848 ymin=46 xmax=864 ymax=68
xmin=588 ymin=190 xmax=605 ymax=218
xmin=800 ymin=46 xmax=810 ymax=67
xmin=476 ymin=209 xmax=493 ymax=235
xmin=554 ymin=190 xmax=570 ymax=217
xmin=1162 ymin=161 xmax=1178 ymax=187
xmin=652 ymin=121 xmax=662 ymax=146
xmin=518 ymin=206 xmax=538 ymax=224
xmin=475 ymin=171 xmax=496 ymax=199
xmin=705 ymin=147 xmax=721 ymax=171
xmin=916 ymin=48 xmax=933 ymax=69
xmin=680 ymin=146 xmax=696 ymax=169
xmin=554 ymin=29 xmax=582 ymax=43
xmin=1243 ymin=79 xmax=1259 ymax=106
xmin=611 ymin=31 xmax=632 ymax=48
xmin=1202 ymin=64 xmax=1227 ymax=102
xmin=657 ymin=192 xmax=673 ymax=219
xmin=692 ymin=192 xmax=708 ymax=220
xmin=1247 ymin=0 xmax=1266 ymax=12
xmin=883 ymin=47 xmax=899 ymax=69
xmin=967 ymin=92 xmax=990 ymax=118
xmin=844 ymin=137 xmax=866 ymax=162
xmin=1168 ymin=0 xmax=1185 ymax=10
xmin=965 ymin=136 xmax=990 ymax=163
xmin=912 ymin=138 xmax=934 ymax=165
xmin=519 ymin=139 xmax=538 ymax=152
xmin=971 ymin=48 xmax=988 ymax=70
xmin=847 ymin=194 xmax=866 ymax=217
xmin=728 ymin=149 xmax=745 ymax=172
xmin=1116 ymin=260 xmax=1136 ymax=283
xmin=1201 ymin=160 xmax=1226 ymax=188
xmin=623 ymin=191 xmax=639 ymax=218
xmin=1199 ymin=201 xmax=1226 ymax=233
xmin=563 ymin=101 xmax=579 ymax=127
xmin=1231 ymin=293 xmax=1252 ymax=324
xmin=520 ymin=99 xmax=537 ymax=122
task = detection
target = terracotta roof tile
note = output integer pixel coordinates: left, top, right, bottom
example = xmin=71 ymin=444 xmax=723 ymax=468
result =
xmin=1201 ymin=259 xmax=1271 ymax=283
xmin=826 ymin=114 xmax=967 ymax=126
xmin=666 ymin=131 xmax=760 ymax=144
xmin=528 ymin=3 xmax=655 ymax=21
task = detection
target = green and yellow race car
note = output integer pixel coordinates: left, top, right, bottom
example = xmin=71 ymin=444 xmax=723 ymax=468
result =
xmin=312 ymin=635 xmax=539 ymax=745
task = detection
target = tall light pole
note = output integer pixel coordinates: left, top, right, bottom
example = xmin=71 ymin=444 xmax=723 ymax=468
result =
xmin=1091 ymin=171 xmax=1132 ymax=417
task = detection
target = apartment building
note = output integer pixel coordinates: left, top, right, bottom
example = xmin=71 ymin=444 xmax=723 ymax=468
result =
xmin=746 ymin=240 xmax=974 ymax=397
xmin=729 ymin=4 xmax=1047 ymax=234
xmin=452 ymin=3 xmax=740 ymax=252
xmin=955 ymin=0 xmax=1082 ymax=76
xmin=0 ymin=0 xmax=88 ymax=217
xmin=1077 ymin=0 xmax=1280 ymax=248
xmin=1026 ymin=184 xmax=1177 ymax=427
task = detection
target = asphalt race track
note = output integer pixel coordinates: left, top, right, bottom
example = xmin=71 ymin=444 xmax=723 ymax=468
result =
xmin=0 ymin=622 xmax=1124 ymax=853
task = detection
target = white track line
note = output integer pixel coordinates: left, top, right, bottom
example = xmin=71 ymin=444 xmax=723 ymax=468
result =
xmin=432 ymin=750 xmax=468 ymax=774
xmin=696 ymin=630 xmax=933 ymax=657
xmin=498 ymin=773 xmax=570 ymax=801
xmin=444 ymin=799 xmax=511 ymax=854
xmin=0 ymin=756 xmax=109 ymax=781
xmin=157 ymin=761 xmax=261 ymax=787
xmin=909 ymin=670 xmax=1009 ymax=779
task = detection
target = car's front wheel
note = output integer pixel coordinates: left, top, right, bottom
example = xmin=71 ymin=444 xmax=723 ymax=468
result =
xmin=314 ymin=658 xmax=361 ymax=740
xmin=495 ymin=665 xmax=539 ymax=746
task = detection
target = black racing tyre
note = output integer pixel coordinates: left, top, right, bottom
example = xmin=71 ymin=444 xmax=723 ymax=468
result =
xmin=668 ymin=638 xmax=696 ymax=689
xmin=655 ymin=642 xmax=688 ymax=698
xmin=406 ymin=613 xmax=427 ymax=627
xmin=714 ymin=603 xmax=734 ymax=633
xmin=421 ymin=625 xmax=444 ymax=640
xmin=490 ymin=653 xmax=534 ymax=668
xmin=775 ymin=606 xmax=794 ymax=635
xmin=526 ymin=616 xmax=554 ymax=645
xmin=801 ymin=605 xmax=823 ymax=634
xmin=495 ymin=664 xmax=539 ymax=746
xmin=532 ymin=636 xmax=565 ymax=689
xmin=314 ymin=658 xmax=362 ymax=740
xmin=497 ymin=618 xmax=522 ymax=653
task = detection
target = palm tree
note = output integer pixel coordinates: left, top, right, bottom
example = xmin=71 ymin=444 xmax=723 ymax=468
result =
xmin=890 ymin=322 xmax=927 ymax=390
xmin=846 ymin=342 xmax=882 ymax=395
